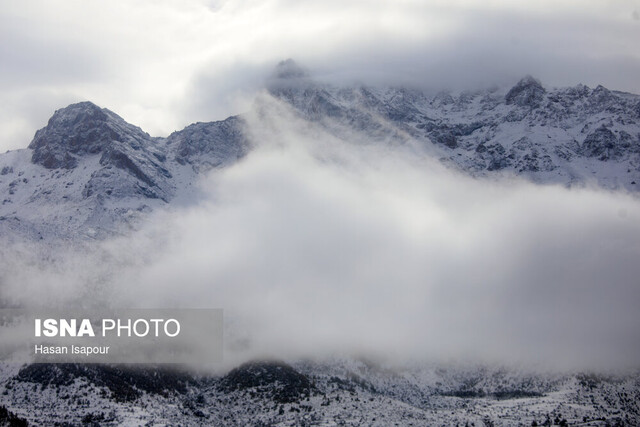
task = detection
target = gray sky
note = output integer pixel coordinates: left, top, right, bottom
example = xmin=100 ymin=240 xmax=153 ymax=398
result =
xmin=0 ymin=0 xmax=639 ymax=152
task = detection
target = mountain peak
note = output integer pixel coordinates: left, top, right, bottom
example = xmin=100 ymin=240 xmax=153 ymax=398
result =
xmin=517 ymin=75 xmax=542 ymax=86
xmin=505 ymin=75 xmax=545 ymax=107
xmin=64 ymin=100 xmax=102 ymax=111
xmin=267 ymin=59 xmax=313 ymax=95
xmin=46 ymin=101 xmax=108 ymax=127
xmin=28 ymin=101 xmax=148 ymax=169
xmin=273 ymin=59 xmax=308 ymax=80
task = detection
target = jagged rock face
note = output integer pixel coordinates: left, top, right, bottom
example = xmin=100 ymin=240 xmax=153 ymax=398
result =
xmin=28 ymin=102 xmax=152 ymax=169
xmin=80 ymin=145 xmax=172 ymax=201
xmin=581 ymin=125 xmax=620 ymax=160
xmin=418 ymin=121 xmax=484 ymax=149
xmin=271 ymin=87 xmax=345 ymax=122
xmin=505 ymin=76 xmax=546 ymax=107
xmin=484 ymin=143 xmax=510 ymax=171
xmin=589 ymin=85 xmax=614 ymax=108
xmin=168 ymin=116 xmax=249 ymax=172
xmin=25 ymin=101 xmax=176 ymax=205
xmin=430 ymin=128 xmax=458 ymax=148
xmin=267 ymin=72 xmax=639 ymax=191
xmin=0 ymin=99 xmax=254 ymax=239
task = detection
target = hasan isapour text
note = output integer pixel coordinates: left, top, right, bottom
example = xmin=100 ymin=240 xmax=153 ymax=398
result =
xmin=33 ymin=317 xmax=181 ymax=357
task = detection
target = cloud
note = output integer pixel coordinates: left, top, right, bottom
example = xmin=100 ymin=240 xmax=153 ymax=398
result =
xmin=1 ymin=0 xmax=639 ymax=152
xmin=2 ymin=95 xmax=639 ymax=371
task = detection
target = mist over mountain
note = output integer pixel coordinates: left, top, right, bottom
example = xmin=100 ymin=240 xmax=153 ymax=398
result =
xmin=1 ymin=63 xmax=640 ymax=425
xmin=1 ymin=60 xmax=639 ymax=241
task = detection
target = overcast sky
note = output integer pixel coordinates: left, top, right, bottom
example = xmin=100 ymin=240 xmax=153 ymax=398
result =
xmin=1 ymin=0 xmax=639 ymax=152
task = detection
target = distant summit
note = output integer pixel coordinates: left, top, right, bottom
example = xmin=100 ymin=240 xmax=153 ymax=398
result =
xmin=505 ymin=75 xmax=545 ymax=107
xmin=28 ymin=102 xmax=150 ymax=169
xmin=273 ymin=59 xmax=308 ymax=80
xmin=267 ymin=59 xmax=312 ymax=93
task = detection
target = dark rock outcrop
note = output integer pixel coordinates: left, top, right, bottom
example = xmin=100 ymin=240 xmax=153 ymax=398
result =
xmin=28 ymin=102 xmax=151 ymax=169
xmin=168 ymin=116 xmax=249 ymax=172
xmin=580 ymin=125 xmax=619 ymax=160
xmin=505 ymin=76 xmax=546 ymax=108
xmin=0 ymin=405 xmax=28 ymax=427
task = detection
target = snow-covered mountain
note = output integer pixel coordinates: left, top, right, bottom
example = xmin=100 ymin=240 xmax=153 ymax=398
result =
xmin=1 ymin=60 xmax=639 ymax=241
xmin=268 ymin=60 xmax=640 ymax=190
xmin=0 ymin=102 xmax=248 ymax=240
xmin=1 ymin=61 xmax=640 ymax=425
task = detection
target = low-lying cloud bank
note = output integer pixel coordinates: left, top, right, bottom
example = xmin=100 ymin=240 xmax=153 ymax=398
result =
xmin=2 ymin=102 xmax=640 ymax=372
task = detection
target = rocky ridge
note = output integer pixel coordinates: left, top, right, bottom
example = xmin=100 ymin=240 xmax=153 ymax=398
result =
xmin=1 ymin=62 xmax=639 ymax=240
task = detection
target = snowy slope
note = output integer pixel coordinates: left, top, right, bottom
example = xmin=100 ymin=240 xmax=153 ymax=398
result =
xmin=269 ymin=60 xmax=640 ymax=191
